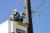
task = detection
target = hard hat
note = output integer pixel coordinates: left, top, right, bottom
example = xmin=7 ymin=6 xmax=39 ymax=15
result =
xmin=12 ymin=9 xmax=19 ymax=15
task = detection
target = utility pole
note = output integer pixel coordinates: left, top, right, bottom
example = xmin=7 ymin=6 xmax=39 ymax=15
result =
xmin=24 ymin=0 xmax=33 ymax=33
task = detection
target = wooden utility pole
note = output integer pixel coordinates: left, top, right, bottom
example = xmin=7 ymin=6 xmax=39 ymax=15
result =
xmin=24 ymin=0 xmax=33 ymax=33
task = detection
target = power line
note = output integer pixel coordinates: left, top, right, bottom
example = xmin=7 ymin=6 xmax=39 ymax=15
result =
xmin=32 ymin=0 xmax=45 ymax=33
xmin=32 ymin=0 xmax=46 ymax=20
xmin=36 ymin=0 xmax=45 ymax=10
xmin=32 ymin=0 xmax=45 ymax=14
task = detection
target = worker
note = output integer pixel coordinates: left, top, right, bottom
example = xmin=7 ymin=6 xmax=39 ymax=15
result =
xmin=10 ymin=10 xmax=20 ymax=21
xmin=13 ymin=11 xmax=20 ymax=21
xmin=10 ymin=9 xmax=26 ymax=23
xmin=19 ymin=16 xmax=23 ymax=23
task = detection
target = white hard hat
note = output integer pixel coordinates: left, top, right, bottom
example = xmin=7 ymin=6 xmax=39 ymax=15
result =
xmin=12 ymin=9 xmax=18 ymax=14
xmin=13 ymin=9 xmax=18 ymax=11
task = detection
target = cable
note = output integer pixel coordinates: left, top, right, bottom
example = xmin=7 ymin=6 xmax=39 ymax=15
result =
xmin=32 ymin=0 xmax=46 ymax=17
xmin=32 ymin=0 xmax=46 ymax=33
xmin=32 ymin=0 xmax=45 ymax=14
xmin=35 ymin=0 xmax=45 ymax=11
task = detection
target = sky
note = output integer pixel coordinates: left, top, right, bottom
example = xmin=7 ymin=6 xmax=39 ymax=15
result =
xmin=0 ymin=0 xmax=50 ymax=33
